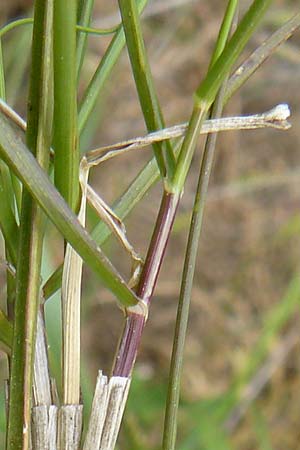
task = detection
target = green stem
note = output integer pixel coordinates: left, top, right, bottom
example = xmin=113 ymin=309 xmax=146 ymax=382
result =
xmin=77 ymin=24 xmax=120 ymax=36
xmin=118 ymin=0 xmax=176 ymax=180
xmin=171 ymin=0 xmax=272 ymax=195
xmin=0 ymin=18 xmax=33 ymax=39
xmin=42 ymin=149 xmax=162 ymax=300
xmin=76 ymin=0 xmax=95 ymax=80
xmin=43 ymin=264 xmax=63 ymax=300
xmin=0 ymin=41 xmax=17 ymax=252
xmin=0 ymin=33 xmax=23 ymax=216
xmin=0 ymin=113 xmax=139 ymax=308
xmin=0 ymin=173 xmax=18 ymax=264
xmin=6 ymin=1 xmax=53 ymax=448
xmin=163 ymin=3 xmax=238 ymax=446
xmin=0 ymin=17 xmax=118 ymax=40
xmin=0 ymin=40 xmax=5 ymax=97
xmin=53 ymin=0 xmax=79 ymax=210
xmin=209 ymin=0 xmax=239 ymax=67
xmin=0 ymin=37 xmax=19 ymax=326
xmin=170 ymin=105 xmax=208 ymax=193
xmin=45 ymin=8 xmax=296 ymax=301
xmin=0 ymin=309 xmax=13 ymax=352
xmin=78 ymin=0 xmax=148 ymax=134
xmin=0 ymin=73 xmax=19 ymax=267
xmin=113 ymin=190 xmax=180 ymax=376
xmin=195 ymin=0 xmax=273 ymax=107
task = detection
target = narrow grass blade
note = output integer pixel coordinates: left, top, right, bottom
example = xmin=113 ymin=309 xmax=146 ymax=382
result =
xmin=43 ymin=98 xmax=290 ymax=299
xmin=88 ymin=12 xmax=299 ymax=244
xmin=0 ymin=35 xmax=20 ymax=319
xmin=209 ymin=0 xmax=239 ymax=67
xmin=218 ymin=274 xmax=300 ymax=431
xmin=172 ymin=0 xmax=273 ymax=195
xmin=0 ymin=309 xmax=13 ymax=352
xmin=0 ymin=99 xmax=141 ymax=306
xmin=0 ymin=114 xmax=138 ymax=308
xmin=0 ymin=40 xmax=5 ymax=98
xmin=195 ymin=0 xmax=273 ymax=108
xmin=225 ymin=329 xmax=298 ymax=432
xmin=224 ymin=11 xmax=300 ymax=103
xmin=0 ymin=17 xmax=120 ymax=41
xmin=118 ymin=0 xmax=176 ymax=180
xmin=234 ymin=275 xmax=300 ymax=390
xmin=76 ymin=0 xmax=95 ymax=80
xmin=44 ymin=13 xmax=297 ymax=299
xmin=78 ymin=0 xmax=148 ymax=134
xmin=0 ymin=18 xmax=33 ymax=39
xmin=43 ymin=264 xmax=63 ymax=300
xmin=0 ymin=171 xmax=18 ymax=264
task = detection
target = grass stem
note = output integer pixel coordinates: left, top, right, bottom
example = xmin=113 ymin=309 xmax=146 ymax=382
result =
xmin=163 ymin=1 xmax=238 ymax=444
xmin=6 ymin=1 xmax=53 ymax=448
xmin=53 ymin=0 xmax=79 ymax=210
xmin=113 ymin=191 xmax=180 ymax=376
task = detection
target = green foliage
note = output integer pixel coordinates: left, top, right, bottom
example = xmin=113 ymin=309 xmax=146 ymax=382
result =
xmin=0 ymin=1 xmax=298 ymax=449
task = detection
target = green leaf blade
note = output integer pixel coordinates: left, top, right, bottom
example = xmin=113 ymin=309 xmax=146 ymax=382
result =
xmin=0 ymin=113 xmax=138 ymax=308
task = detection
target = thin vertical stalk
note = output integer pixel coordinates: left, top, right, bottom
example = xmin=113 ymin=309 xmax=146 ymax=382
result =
xmin=53 ymin=0 xmax=79 ymax=210
xmin=118 ymin=0 xmax=176 ymax=180
xmin=163 ymin=0 xmax=238 ymax=443
xmin=0 ymin=40 xmax=5 ymax=98
xmin=6 ymin=1 xmax=53 ymax=448
xmin=169 ymin=106 xmax=207 ymax=193
xmin=76 ymin=0 xmax=95 ymax=81
xmin=208 ymin=0 xmax=239 ymax=67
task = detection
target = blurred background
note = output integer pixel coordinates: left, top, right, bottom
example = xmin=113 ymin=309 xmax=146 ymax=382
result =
xmin=0 ymin=1 xmax=300 ymax=449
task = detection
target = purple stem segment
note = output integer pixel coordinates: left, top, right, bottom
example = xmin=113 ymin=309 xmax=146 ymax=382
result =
xmin=113 ymin=190 xmax=180 ymax=377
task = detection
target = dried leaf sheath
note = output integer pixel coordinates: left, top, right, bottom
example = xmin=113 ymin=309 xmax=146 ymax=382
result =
xmin=83 ymin=372 xmax=131 ymax=450
xmin=61 ymin=160 xmax=89 ymax=405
